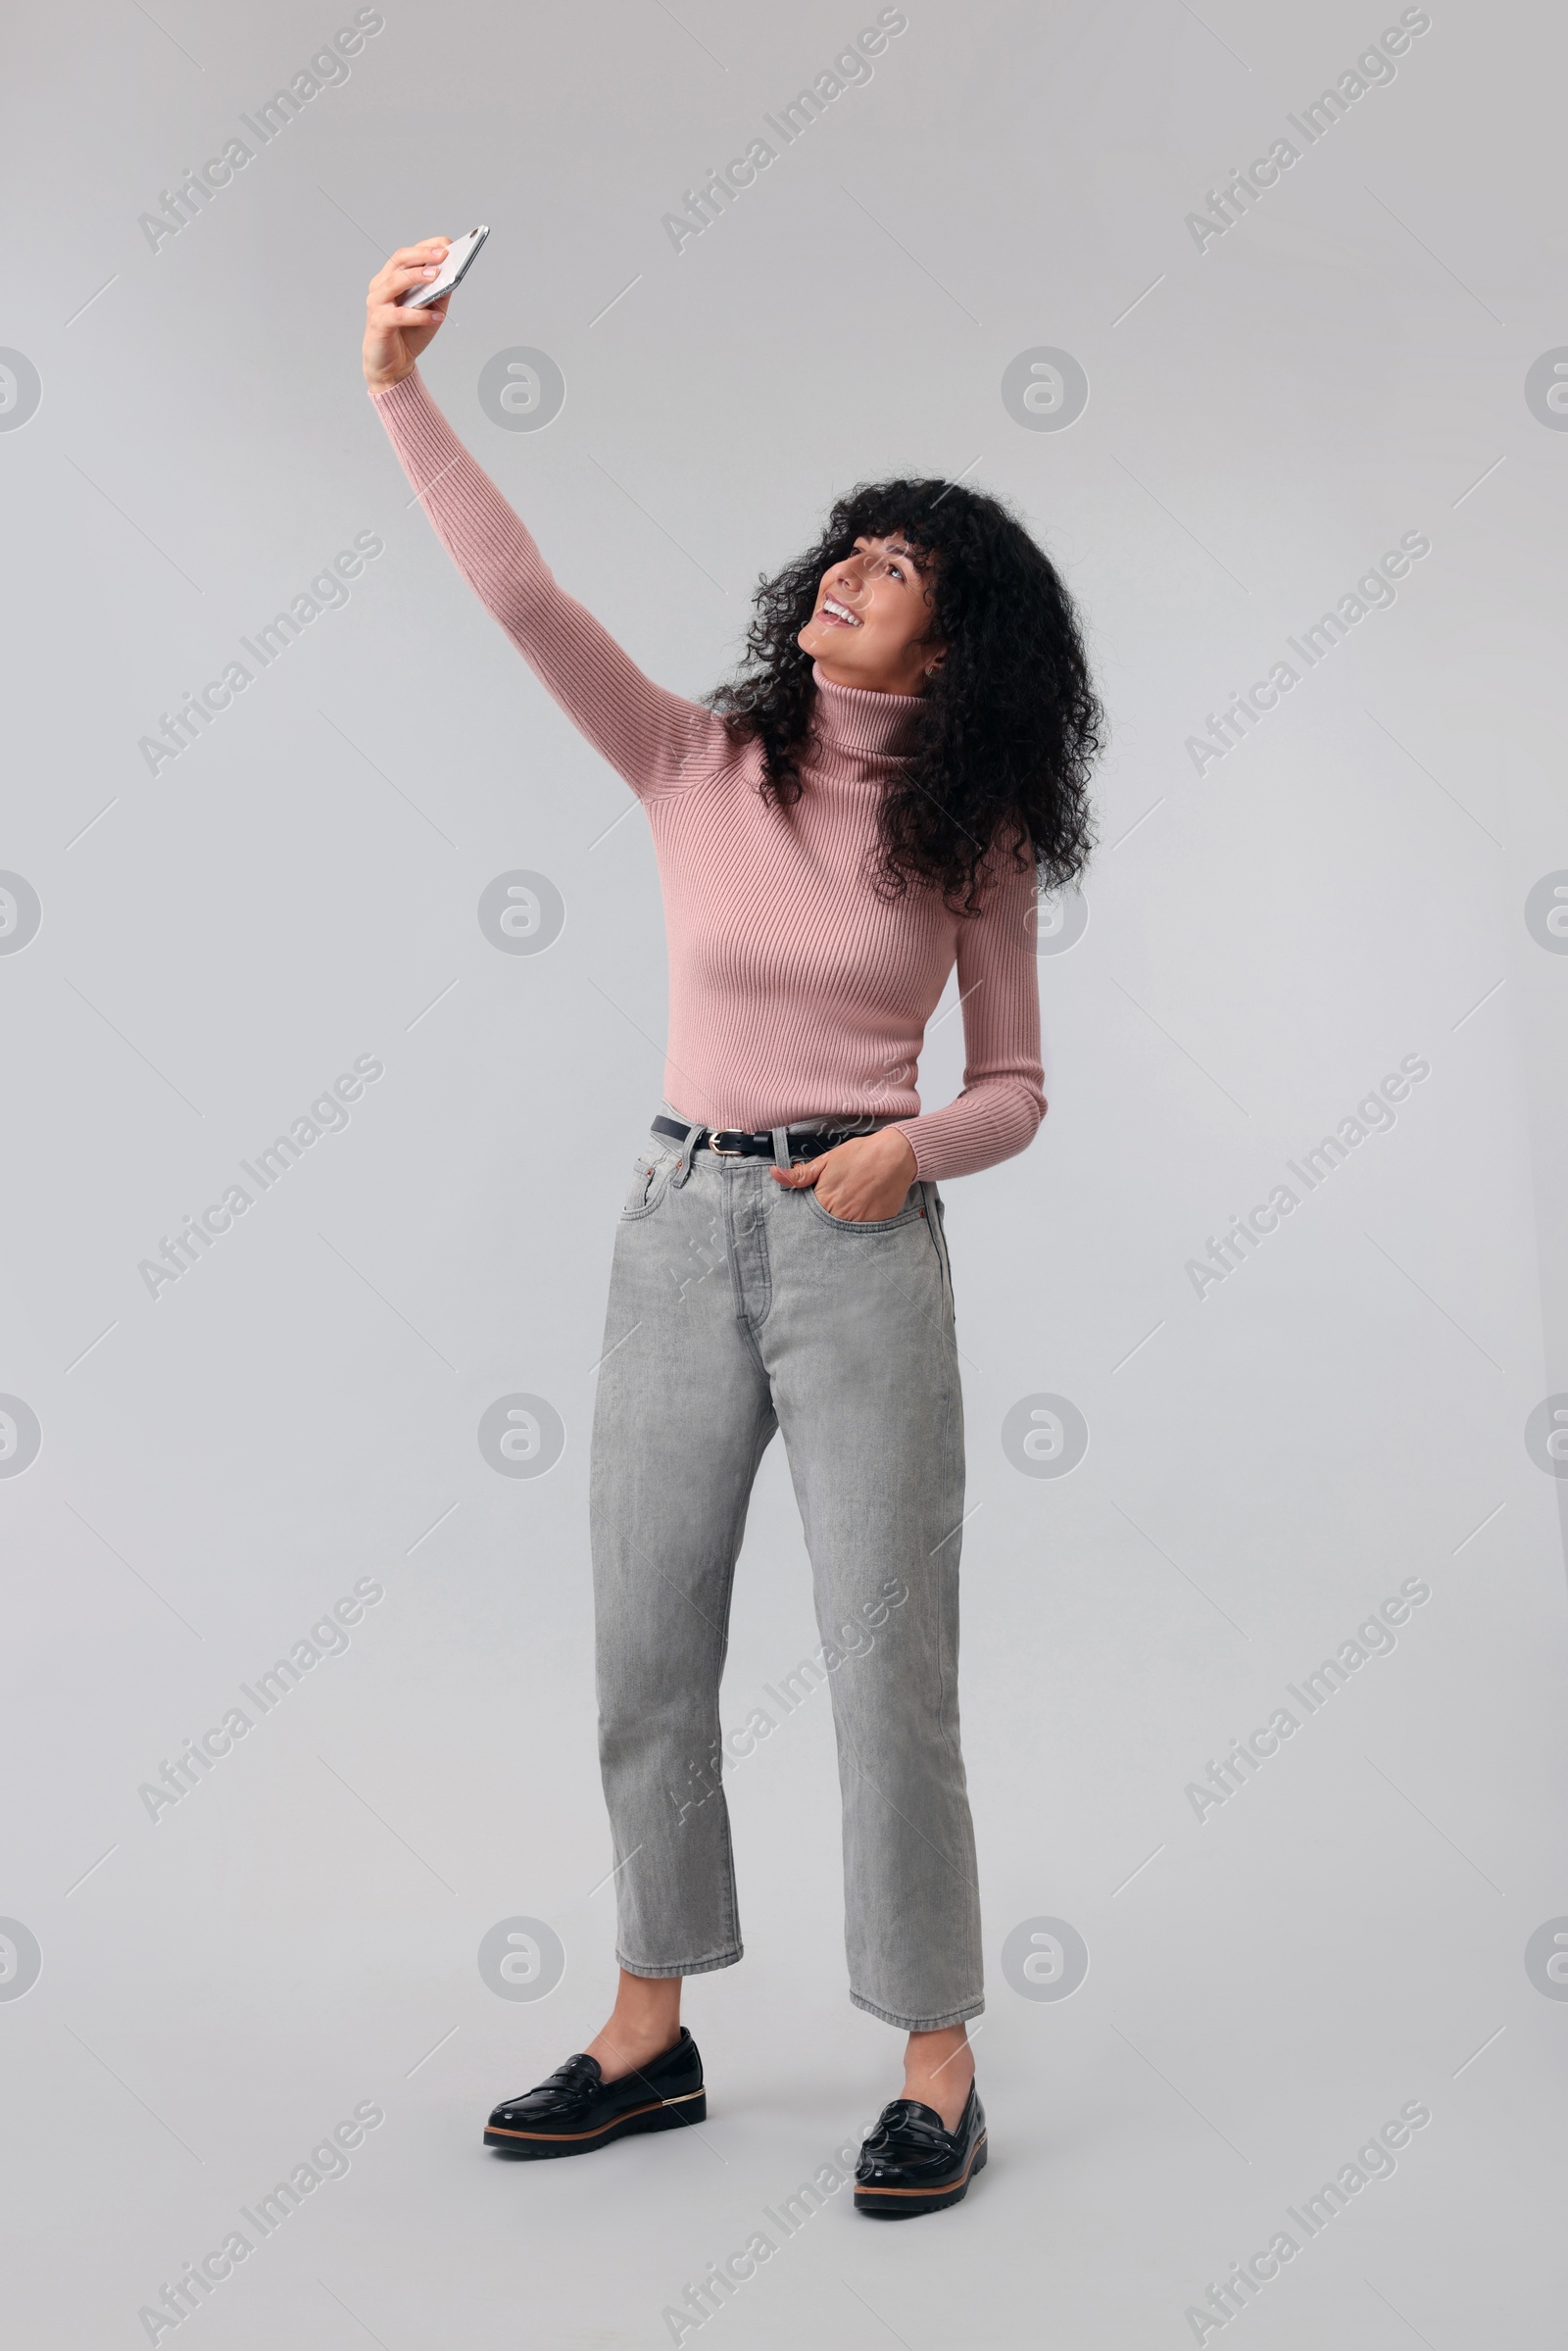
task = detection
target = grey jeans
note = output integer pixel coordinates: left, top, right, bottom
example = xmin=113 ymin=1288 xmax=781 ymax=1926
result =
xmin=587 ymin=1106 xmax=984 ymax=2032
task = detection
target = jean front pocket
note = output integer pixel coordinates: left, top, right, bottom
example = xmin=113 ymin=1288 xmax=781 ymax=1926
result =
xmin=803 ymin=1183 xmax=926 ymax=1235
xmin=922 ymin=1183 xmax=955 ymax=1314
xmin=621 ymin=1137 xmax=681 ymax=1219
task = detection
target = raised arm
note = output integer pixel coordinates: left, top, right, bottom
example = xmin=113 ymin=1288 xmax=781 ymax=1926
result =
xmin=363 ymin=239 xmax=725 ymax=800
xmin=893 ymin=855 xmax=1048 ymax=1181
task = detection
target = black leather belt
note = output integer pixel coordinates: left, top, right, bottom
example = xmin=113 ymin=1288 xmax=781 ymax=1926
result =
xmin=652 ymin=1113 xmax=872 ymax=1163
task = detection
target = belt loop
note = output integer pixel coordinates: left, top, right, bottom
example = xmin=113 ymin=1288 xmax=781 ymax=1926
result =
xmin=770 ymin=1124 xmax=792 ymax=1172
xmin=671 ymin=1116 xmax=707 ymax=1188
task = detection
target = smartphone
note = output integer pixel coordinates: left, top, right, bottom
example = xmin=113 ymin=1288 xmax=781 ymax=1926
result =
xmin=398 ymin=225 xmax=489 ymax=310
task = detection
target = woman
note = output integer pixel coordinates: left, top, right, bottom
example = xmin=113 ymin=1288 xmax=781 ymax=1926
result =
xmin=364 ymin=238 xmax=1100 ymax=2217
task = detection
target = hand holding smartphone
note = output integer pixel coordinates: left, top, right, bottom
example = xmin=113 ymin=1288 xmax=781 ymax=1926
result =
xmin=397 ymin=224 xmax=489 ymax=309
xmin=364 ymin=229 xmax=489 ymax=394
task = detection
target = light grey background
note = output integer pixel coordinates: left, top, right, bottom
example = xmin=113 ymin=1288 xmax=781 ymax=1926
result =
xmin=3 ymin=1 xmax=1566 ymax=2344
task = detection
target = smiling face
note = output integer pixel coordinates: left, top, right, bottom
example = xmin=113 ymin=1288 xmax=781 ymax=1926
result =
xmin=796 ymin=534 xmax=946 ymax=697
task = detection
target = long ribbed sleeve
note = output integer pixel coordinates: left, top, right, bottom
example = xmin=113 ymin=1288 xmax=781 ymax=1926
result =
xmin=892 ymin=855 xmax=1047 ymax=1181
xmin=369 ymin=368 xmax=723 ymax=798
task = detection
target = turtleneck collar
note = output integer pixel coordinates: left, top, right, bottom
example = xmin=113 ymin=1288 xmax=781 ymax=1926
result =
xmin=808 ymin=661 xmax=927 ymax=772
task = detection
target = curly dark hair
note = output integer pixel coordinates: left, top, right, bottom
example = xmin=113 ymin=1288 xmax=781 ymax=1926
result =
xmin=706 ymin=477 xmax=1102 ymax=913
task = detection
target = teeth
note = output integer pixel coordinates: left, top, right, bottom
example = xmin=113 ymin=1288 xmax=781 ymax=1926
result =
xmin=823 ymin=597 xmax=861 ymax=625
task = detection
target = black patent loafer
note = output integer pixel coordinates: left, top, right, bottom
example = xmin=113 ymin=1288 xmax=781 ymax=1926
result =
xmin=484 ymin=2027 xmax=706 ymax=2157
xmin=854 ymin=2081 xmax=988 ymax=2216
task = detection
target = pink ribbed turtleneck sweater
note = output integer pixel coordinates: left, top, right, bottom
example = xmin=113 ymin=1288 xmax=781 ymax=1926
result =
xmin=370 ymin=368 xmax=1046 ymax=1180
